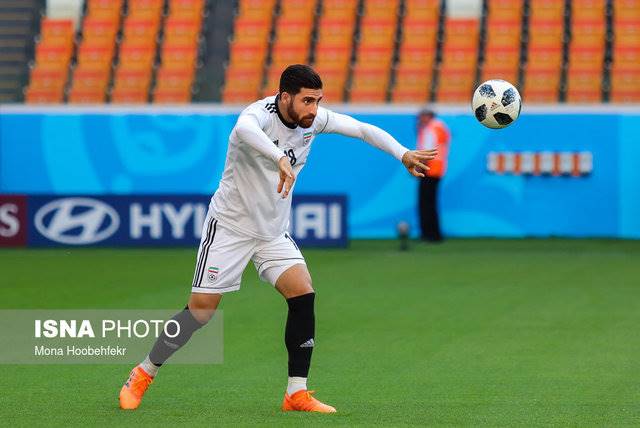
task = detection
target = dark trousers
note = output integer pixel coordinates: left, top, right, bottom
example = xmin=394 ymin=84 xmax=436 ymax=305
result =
xmin=418 ymin=177 xmax=442 ymax=241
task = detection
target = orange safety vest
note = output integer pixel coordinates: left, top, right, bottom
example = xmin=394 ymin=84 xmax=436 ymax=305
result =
xmin=417 ymin=118 xmax=451 ymax=178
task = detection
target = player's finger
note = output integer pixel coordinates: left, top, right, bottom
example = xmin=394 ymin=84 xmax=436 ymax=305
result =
xmin=414 ymin=161 xmax=430 ymax=171
xmin=282 ymin=174 xmax=294 ymax=198
xmin=277 ymin=176 xmax=285 ymax=193
xmin=418 ymin=149 xmax=438 ymax=155
xmin=415 ymin=153 xmax=437 ymax=161
xmin=410 ymin=166 xmax=425 ymax=178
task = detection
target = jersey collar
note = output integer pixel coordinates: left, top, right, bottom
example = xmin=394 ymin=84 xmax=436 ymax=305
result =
xmin=275 ymin=94 xmax=298 ymax=129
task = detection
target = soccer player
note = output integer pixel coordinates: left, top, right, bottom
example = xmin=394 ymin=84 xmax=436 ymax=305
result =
xmin=119 ymin=64 xmax=437 ymax=413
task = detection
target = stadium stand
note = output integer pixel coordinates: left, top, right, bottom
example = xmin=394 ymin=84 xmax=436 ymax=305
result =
xmin=110 ymin=0 xmax=164 ymax=103
xmin=436 ymin=1 xmax=481 ymax=102
xmin=14 ymin=0 xmax=640 ymax=104
xmin=566 ymin=0 xmax=606 ymax=102
xmin=262 ymin=0 xmax=319 ymax=97
xmin=68 ymin=0 xmax=122 ymax=103
xmin=25 ymin=17 xmax=75 ymax=103
xmin=480 ymin=0 xmax=523 ymax=87
xmin=610 ymin=0 xmax=640 ymax=102
xmin=312 ymin=0 xmax=359 ymax=102
xmin=391 ymin=0 xmax=440 ymax=102
xmin=153 ymin=0 xmax=206 ymax=103
xmin=523 ymin=0 xmax=567 ymax=102
xmin=348 ymin=0 xmax=400 ymax=103
xmin=221 ymin=0 xmax=276 ymax=102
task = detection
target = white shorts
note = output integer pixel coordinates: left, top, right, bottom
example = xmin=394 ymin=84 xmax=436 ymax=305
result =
xmin=191 ymin=214 xmax=305 ymax=294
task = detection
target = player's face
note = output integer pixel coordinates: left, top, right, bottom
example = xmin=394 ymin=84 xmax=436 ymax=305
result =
xmin=285 ymin=88 xmax=323 ymax=128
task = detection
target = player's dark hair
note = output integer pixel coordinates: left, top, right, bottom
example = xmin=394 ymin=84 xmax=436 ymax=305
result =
xmin=279 ymin=64 xmax=322 ymax=95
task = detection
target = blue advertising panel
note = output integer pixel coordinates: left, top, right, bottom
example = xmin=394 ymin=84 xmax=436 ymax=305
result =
xmin=1 ymin=106 xmax=639 ymax=238
xmin=25 ymin=194 xmax=347 ymax=247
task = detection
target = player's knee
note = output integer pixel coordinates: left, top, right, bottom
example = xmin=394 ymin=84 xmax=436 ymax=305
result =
xmin=188 ymin=292 xmax=222 ymax=324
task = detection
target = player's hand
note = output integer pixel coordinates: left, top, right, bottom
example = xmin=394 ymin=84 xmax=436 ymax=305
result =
xmin=277 ymin=156 xmax=296 ymax=198
xmin=402 ymin=149 xmax=438 ymax=178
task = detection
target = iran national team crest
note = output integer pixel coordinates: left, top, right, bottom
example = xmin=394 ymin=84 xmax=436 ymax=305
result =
xmin=303 ymin=132 xmax=312 ymax=145
xmin=207 ymin=266 xmax=219 ymax=282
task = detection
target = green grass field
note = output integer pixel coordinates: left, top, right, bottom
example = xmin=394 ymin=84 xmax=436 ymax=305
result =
xmin=1 ymin=240 xmax=639 ymax=426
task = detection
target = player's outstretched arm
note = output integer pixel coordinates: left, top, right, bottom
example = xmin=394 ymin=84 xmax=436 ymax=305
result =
xmin=235 ymin=113 xmax=286 ymax=163
xmin=320 ymin=111 xmax=437 ymax=177
xmin=234 ymin=111 xmax=294 ymax=197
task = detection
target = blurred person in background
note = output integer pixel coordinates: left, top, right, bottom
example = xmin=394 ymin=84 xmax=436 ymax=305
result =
xmin=416 ymin=109 xmax=450 ymax=242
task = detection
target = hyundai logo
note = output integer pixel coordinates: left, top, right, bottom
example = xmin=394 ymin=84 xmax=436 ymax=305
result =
xmin=34 ymin=198 xmax=119 ymax=245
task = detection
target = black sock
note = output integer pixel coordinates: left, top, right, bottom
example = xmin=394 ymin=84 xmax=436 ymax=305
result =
xmin=285 ymin=293 xmax=315 ymax=377
xmin=148 ymin=305 xmax=206 ymax=366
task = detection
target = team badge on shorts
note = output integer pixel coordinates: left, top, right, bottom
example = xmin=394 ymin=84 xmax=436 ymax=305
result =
xmin=207 ymin=266 xmax=219 ymax=282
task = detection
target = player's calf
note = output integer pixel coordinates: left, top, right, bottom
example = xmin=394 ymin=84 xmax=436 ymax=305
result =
xmin=119 ymin=294 xmax=221 ymax=410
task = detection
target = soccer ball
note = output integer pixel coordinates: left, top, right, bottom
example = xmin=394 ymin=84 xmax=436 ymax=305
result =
xmin=472 ymin=79 xmax=522 ymax=129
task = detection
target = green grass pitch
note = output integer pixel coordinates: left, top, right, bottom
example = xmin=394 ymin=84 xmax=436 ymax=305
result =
xmin=0 ymin=239 xmax=639 ymax=426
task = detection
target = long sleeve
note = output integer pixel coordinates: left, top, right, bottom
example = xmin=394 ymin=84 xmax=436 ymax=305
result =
xmin=318 ymin=110 xmax=409 ymax=161
xmin=234 ymin=111 xmax=286 ymax=163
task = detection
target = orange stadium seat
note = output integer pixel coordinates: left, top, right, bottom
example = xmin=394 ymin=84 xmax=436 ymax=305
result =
xmin=154 ymin=87 xmax=191 ymax=103
xmin=161 ymin=46 xmax=197 ymax=69
xmin=566 ymin=69 xmax=602 ymax=102
xmin=86 ymin=0 xmax=123 ymax=20
xmin=71 ymin=68 xmax=110 ymax=91
xmin=404 ymin=0 xmax=439 ymax=19
xmin=572 ymin=0 xmax=606 ymax=21
xmin=169 ymin=0 xmax=205 ymax=20
xmin=359 ymin=17 xmax=397 ymax=47
xmin=437 ymin=18 xmax=479 ymax=102
xmin=40 ymin=18 xmax=74 ymax=46
xmin=262 ymin=0 xmax=317 ymax=96
xmin=614 ymin=0 xmax=640 ymax=19
xmin=310 ymin=0 xmax=357 ymax=102
xmin=111 ymin=88 xmax=149 ymax=103
xmin=279 ymin=0 xmax=317 ymax=20
xmin=392 ymin=0 xmax=439 ymax=102
xmin=237 ymin=0 xmax=276 ymax=20
xmin=529 ymin=0 xmax=565 ymax=20
xmin=128 ymin=0 xmax=164 ymax=20
xmin=486 ymin=0 xmax=522 ymax=21
xmin=525 ymin=0 xmax=565 ymax=103
xmin=27 ymin=17 xmax=77 ymax=104
xmin=114 ymin=69 xmax=152 ymax=91
xmin=523 ymin=68 xmax=560 ymax=102
xmin=82 ymin=18 xmax=119 ymax=46
xmin=26 ymin=88 xmax=64 ymax=103
xmin=123 ymin=18 xmax=160 ymax=45
xmin=224 ymin=0 xmax=276 ymax=101
xmin=482 ymin=1 xmax=523 ymax=84
xmin=392 ymin=66 xmax=431 ymax=102
xmin=609 ymin=0 xmax=640 ymax=101
xmin=349 ymin=0 xmax=399 ymax=101
xmin=155 ymin=69 xmax=194 ymax=91
xmin=28 ymin=68 xmax=67 ymax=91
xmin=566 ymin=0 xmax=605 ymax=103
xmin=321 ymin=0 xmax=358 ymax=19
xmin=68 ymin=88 xmax=107 ymax=103
xmin=35 ymin=44 xmax=73 ymax=68
xmin=118 ymin=45 xmax=156 ymax=69
xmin=364 ymin=0 xmax=399 ymax=18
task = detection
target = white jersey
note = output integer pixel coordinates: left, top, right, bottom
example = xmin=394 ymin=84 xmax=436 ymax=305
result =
xmin=210 ymin=95 xmax=409 ymax=240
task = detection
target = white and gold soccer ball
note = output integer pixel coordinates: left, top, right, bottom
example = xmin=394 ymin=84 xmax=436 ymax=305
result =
xmin=471 ymin=79 xmax=522 ymax=129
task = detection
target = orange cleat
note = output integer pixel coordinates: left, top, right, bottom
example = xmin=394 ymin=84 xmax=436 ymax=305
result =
xmin=119 ymin=366 xmax=153 ymax=410
xmin=282 ymin=390 xmax=336 ymax=413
